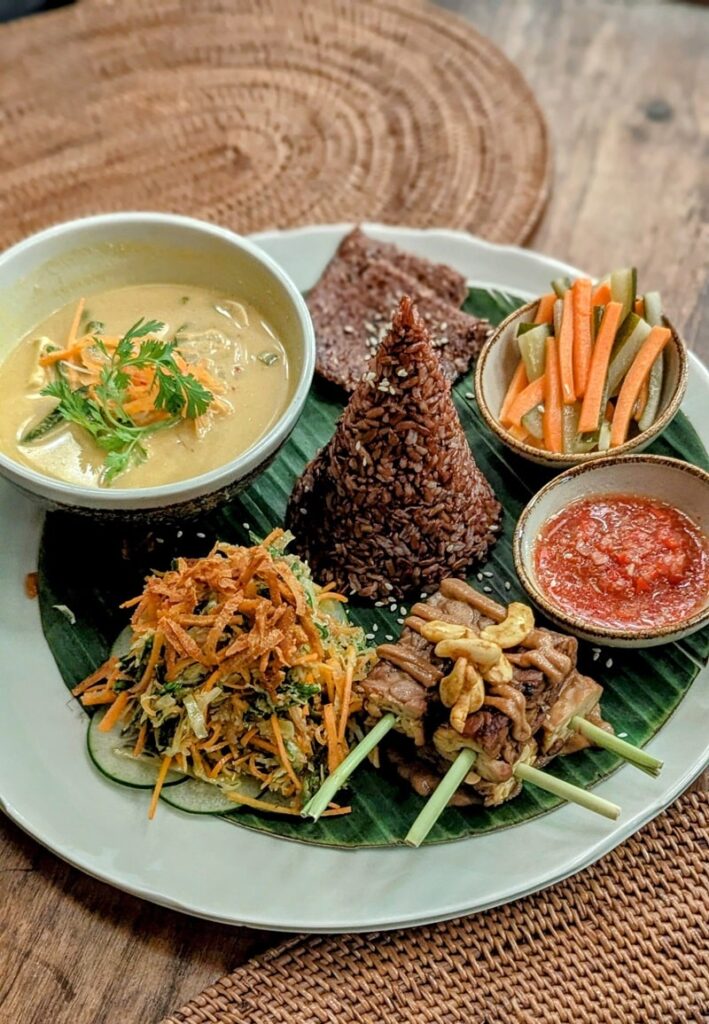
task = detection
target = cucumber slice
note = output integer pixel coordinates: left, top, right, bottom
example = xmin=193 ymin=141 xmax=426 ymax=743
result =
xmin=638 ymin=351 xmax=665 ymax=432
xmin=610 ymin=267 xmax=637 ymax=323
xmin=20 ymin=407 xmax=64 ymax=444
xmin=562 ymin=404 xmax=597 ymax=455
xmin=521 ymin=405 xmax=544 ymax=440
xmin=110 ymin=625 xmax=134 ymax=660
xmin=87 ymin=711 xmax=184 ymax=789
xmin=517 ymin=324 xmax=548 ymax=381
xmin=551 ymin=276 xmax=572 ymax=298
xmin=553 ymin=299 xmax=563 ymax=338
xmin=161 ymin=778 xmax=238 ymax=814
xmin=643 ymin=291 xmax=662 ymax=327
xmin=606 ymin=314 xmax=652 ymax=397
xmin=516 ymin=322 xmax=538 ymax=336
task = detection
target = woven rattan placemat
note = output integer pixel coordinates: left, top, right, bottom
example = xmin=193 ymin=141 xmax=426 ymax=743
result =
xmin=162 ymin=791 xmax=708 ymax=1024
xmin=0 ymin=0 xmax=549 ymax=249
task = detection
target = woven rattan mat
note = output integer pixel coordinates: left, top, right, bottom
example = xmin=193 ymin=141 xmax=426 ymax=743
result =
xmin=0 ymin=0 xmax=549 ymax=249
xmin=162 ymin=791 xmax=708 ymax=1024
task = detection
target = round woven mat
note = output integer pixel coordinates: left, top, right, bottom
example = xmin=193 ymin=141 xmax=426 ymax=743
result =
xmin=162 ymin=791 xmax=708 ymax=1024
xmin=0 ymin=0 xmax=549 ymax=249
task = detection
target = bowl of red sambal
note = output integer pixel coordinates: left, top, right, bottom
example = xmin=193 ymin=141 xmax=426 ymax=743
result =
xmin=513 ymin=455 xmax=709 ymax=647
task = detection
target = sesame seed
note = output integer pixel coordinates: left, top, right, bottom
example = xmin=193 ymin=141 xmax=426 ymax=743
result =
xmin=384 ymin=582 xmax=393 ymax=591
xmin=196 ymin=532 xmax=206 ymax=539
xmin=399 ymin=606 xmax=407 ymax=615
xmin=420 ymin=592 xmax=428 ymax=600
xmin=618 ymin=732 xmax=628 ymax=739
xmin=374 ymin=600 xmax=384 ymax=607
xmin=477 ymin=573 xmax=484 ymax=581
xmin=605 ymin=658 xmax=613 ymax=668
xmin=242 ymin=522 xmax=250 ymax=529
xmin=343 ymin=325 xmax=354 ymax=334
xmin=176 ymin=530 xmax=183 ymax=538
xmin=365 ymin=633 xmax=375 ymax=640
xmin=396 ymin=368 xmax=408 ymax=377
xmin=504 ymin=581 xmax=511 ymax=590
xmin=483 ymin=571 xmax=494 ymax=578
xmin=465 ymin=391 xmax=474 ymax=400
xmin=483 ymin=586 xmax=492 ymax=593
xmin=592 ymin=647 xmax=601 ymax=654
xmin=397 ymin=617 xmax=404 ymax=624
xmin=440 ymin=322 xmax=448 ymax=330
xmin=592 ymin=652 xmax=600 ymax=661
xmin=156 ymin=537 xmax=165 ymax=544
xmin=385 ymin=634 xmax=394 ymax=641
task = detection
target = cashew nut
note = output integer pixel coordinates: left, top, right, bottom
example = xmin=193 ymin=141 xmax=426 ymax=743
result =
xmin=435 ymin=637 xmax=502 ymax=668
xmin=483 ymin=653 xmax=514 ymax=685
xmin=450 ymin=664 xmax=485 ymax=733
xmin=480 ymin=602 xmax=534 ymax=649
xmin=418 ymin=619 xmax=471 ymax=644
xmin=440 ymin=657 xmax=467 ymax=708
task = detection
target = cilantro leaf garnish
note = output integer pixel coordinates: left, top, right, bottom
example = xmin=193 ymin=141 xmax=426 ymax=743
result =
xmin=39 ymin=317 xmax=215 ymax=484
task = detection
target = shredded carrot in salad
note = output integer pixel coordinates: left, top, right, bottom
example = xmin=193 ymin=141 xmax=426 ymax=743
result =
xmin=73 ymin=530 xmax=377 ymax=818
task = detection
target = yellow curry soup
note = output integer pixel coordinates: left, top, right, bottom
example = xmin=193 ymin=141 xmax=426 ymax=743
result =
xmin=0 ymin=283 xmax=290 ymax=488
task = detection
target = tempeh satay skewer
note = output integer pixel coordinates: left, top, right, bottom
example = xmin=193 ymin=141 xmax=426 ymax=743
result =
xmin=405 ymin=746 xmax=621 ymax=848
xmin=431 ymin=581 xmax=663 ymax=774
xmin=571 ymin=716 xmax=662 ymax=776
xmin=304 ymin=581 xmax=657 ymax=827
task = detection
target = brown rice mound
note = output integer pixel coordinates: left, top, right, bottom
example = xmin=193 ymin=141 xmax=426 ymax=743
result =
xmin=286 ymin=296 xmax=501 ymax=600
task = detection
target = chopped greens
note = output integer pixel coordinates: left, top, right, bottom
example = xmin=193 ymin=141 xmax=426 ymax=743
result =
xmin=36 ymin=317 xmax=215 ymax=483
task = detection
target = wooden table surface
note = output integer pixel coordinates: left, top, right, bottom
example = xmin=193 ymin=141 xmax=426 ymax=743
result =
xmin=1 ymin=2 xmax=706 ymax=1023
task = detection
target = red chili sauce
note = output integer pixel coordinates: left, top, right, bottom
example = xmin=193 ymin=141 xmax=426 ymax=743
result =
xmin=534 ymin=494 xmax=709 ymax=630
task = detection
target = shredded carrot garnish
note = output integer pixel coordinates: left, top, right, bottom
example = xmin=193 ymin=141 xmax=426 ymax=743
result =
xmin=323 ymin=703 xmax=341 ymax=774
xmin=337 ymin=648 xmax=355 ymax=742
xmin=81 ymin=690 xmax=119 ymax=706
xmin=132 ymin=722 xmax=148 ymax=758
xmin=67 ymin=297 xmax=85 ymax=347
xmin=133 ymin=632 xmax=163 ymax=693
xmin=74 ymin=531 xmax=376 ymax=820
xmin=72 ymin=657 xmax=118 ymax=696
xmin=148 ymin=755 xmax=173 ymax=820
xmin=224 ymin=791 xmax=301 ymax=815
xmin=270 ymin=714 xmax=302 ymax=792
xmin=98 ymin=691 xmax=129 ymax=732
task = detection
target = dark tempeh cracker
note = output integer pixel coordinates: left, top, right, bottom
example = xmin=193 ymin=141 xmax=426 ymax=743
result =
xmin=307 ymin=228 xmax=489 ymax=392
xmin=336 ymin=227 xmax=468 ymax=306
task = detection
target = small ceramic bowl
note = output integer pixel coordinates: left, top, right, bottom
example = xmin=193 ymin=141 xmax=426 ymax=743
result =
xmin=0 ymin=213 xmax=315 ymax=519
xmin=513 ymin=454 xmax=709 ymax=647
xmin=475 ymin=298 xmax=688 ymax=468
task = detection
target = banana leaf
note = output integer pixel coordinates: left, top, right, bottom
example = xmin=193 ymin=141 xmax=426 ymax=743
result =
xmin=37 ymin=287 xmax=709 ymax=847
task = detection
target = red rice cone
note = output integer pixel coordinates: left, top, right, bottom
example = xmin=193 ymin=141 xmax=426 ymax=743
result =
xmin=286 ymin=297 xmax=501 ymax=600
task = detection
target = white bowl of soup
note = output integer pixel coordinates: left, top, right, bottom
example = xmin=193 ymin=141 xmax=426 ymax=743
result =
xmin=0 ymin=213 xmax=315 ymax=516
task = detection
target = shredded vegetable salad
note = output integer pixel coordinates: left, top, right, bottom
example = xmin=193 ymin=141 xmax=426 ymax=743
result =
xmin=73 ymin=530 xmax=377 ymax=817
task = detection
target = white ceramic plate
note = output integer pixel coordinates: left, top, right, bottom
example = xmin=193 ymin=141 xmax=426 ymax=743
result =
xmin=1 ymin=225 xmax=707 ymax=933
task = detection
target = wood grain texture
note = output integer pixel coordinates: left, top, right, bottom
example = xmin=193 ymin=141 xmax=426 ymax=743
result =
xmin=0 ymin=2 xmax=706 ymax=1024
xmin=440 ymin=0 xmax=708 ymax=358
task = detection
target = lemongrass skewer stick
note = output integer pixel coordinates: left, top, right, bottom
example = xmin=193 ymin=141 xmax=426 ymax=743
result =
xmin=405 ymin=748 xmax=476 ymax=848
xmin=571 ymin=717 xmax=663 ymax=777
xmin=514 ymin=762 xmax=620 ymax=820
xmin=302 ymin=713 xmax=397 ymax=822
